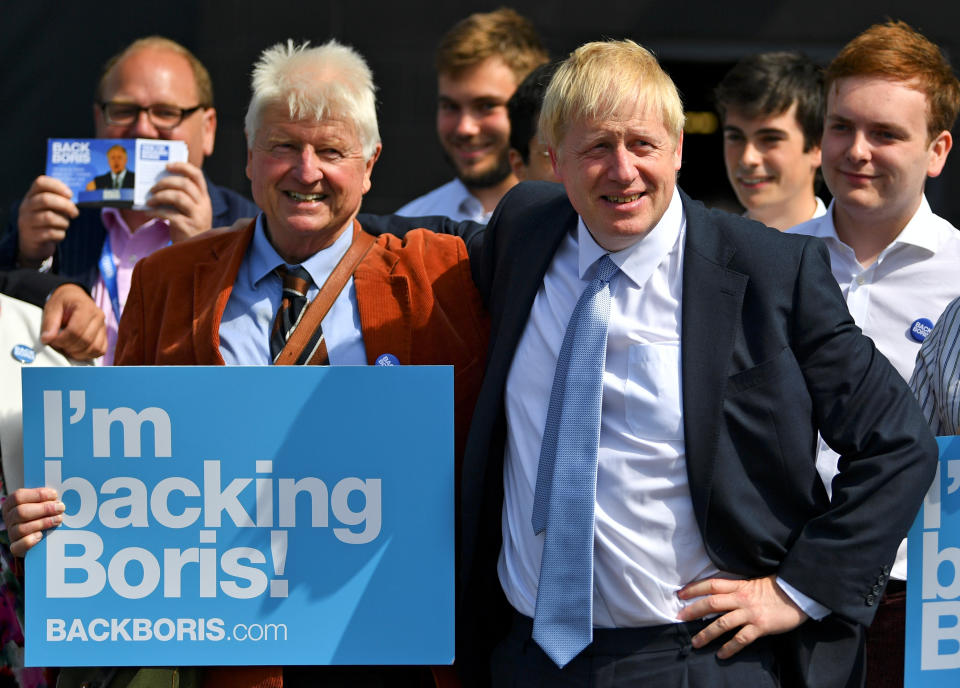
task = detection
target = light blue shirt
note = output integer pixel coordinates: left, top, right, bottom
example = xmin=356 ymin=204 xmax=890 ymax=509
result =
xmin=396 ymin=178 xmax=490 ymax=224
xmin=219 ymin=215 xmax=366 ymax=366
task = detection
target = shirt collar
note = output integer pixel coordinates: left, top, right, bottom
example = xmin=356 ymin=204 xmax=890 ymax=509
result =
xmin=249 ymin=213 xmax=354 ymax=288
xmin=100 ymin=207 xmax=168 ymax=238
xmin=889 ymin=196 xmax=938 ymax=253
xmin=812 ymin=196 xmax=827 ymax=219
xmin=577 ymin=186 xmax=685 ymax=288
xmin=451 ymin=178 xmax=490 ymax=223
xmin=817 ymin=195 xmax=939 ymax=257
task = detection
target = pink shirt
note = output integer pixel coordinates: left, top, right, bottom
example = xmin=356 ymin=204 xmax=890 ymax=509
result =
xmin=91 ymin=208 xmax=170 ymax=365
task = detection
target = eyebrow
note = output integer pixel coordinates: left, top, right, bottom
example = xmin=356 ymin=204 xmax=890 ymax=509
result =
xmin=828 ymin=113 xmax=909 ymax=133
xmin=722 ymin=125 xmax=788 ymax=136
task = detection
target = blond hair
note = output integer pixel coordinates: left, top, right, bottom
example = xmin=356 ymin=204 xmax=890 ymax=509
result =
xmin=540 ymin=39 xmax=684 ymax=149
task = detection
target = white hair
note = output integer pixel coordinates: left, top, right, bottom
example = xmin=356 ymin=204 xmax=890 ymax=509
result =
xmin=244 ymin=39 xmax=380 ymax=159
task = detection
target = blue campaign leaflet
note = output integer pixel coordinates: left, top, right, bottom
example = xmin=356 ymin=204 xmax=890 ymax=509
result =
xmin=21 ymin=366 xmax=454 ymax=667
xmin=906 ymin=436 xmax=960 ymax=686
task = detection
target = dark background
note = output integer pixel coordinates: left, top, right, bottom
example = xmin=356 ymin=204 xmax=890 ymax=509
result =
xmin=3 ymin=0 xmax=959 ymax=229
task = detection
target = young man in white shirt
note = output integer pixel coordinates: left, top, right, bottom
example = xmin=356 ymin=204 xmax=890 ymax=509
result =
xmin=715 ymin=52 xmax=826 ymax=230
xmin=787 ymin=20 xmax=960 ymax=686
xmin=396 ymin=8 xmax=547 ymax=223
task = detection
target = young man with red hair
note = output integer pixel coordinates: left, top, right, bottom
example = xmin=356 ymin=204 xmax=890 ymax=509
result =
xmin=789 ymin=20 xmax=960 ymax=686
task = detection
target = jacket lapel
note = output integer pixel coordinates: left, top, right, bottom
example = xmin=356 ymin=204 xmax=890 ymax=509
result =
xmin=679 ymin=192 xmax=748 ymax=526
xmin=487 ymin=203 xmax=575 ymax=388
xmin=192 ymin=221 xmax=256 ymax=365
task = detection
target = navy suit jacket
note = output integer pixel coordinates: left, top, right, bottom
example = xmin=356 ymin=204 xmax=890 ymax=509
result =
xmin=0 ymin=176 xmax=258 ymax=288
xmin=0 ymin=268 xmax=70 ymax=307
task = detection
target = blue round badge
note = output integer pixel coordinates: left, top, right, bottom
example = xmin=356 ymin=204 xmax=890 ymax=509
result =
xmin=375 ymin=353 xmax=400 ymax=366
xmin=910 ymin=318 xmax=934 ymax=343
xmin=12 ymin=344 xmax=36 ymax=364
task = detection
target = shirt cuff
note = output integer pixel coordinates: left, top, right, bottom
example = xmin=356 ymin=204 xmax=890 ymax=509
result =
xmin=776 ymin=576 xmax=830 ymax=620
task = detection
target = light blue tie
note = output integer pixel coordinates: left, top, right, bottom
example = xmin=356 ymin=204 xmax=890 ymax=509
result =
xmin=531 ymin=254 xmax=619 ymax=668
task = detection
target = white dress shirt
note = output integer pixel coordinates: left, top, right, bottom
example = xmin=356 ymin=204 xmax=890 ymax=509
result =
xmin=396 ymin=178 xmax=490 ymax=223
xmin=499 ymin=189 xmax=726 ymax=628
xmin=810 ymin=196 xmax=827 ymax=221
xmin=790 ymin=196 xmax=960 ymax=579
xmin=742 ymin=195 xmax=825 ymax=226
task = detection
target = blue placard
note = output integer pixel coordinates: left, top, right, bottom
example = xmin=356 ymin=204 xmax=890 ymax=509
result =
xmin=21 ymin=366 xmax=454 ymax=667
xmin=906 ymin=436 xmax=960 ymax=685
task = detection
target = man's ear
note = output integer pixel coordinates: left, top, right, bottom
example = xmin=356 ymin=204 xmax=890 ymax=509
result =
xmin=361 ymin=143 xmax=383 ymax=195
xmin=549 ymin=147 xmax=562 ymax=181
xmin=509 ymin=149 xmax=527 ymax=181
xmin=201 ymin=107 xmax=217 ymax=157
xmin=927 ymin=130 xmax=952 ymax=178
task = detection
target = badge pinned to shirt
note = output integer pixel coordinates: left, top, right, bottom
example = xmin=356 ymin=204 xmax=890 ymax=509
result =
xmin=375 ymin=353 xmax=400 ymax=366
xmin=910 ymin=318 xmax=934 ymax=343
xmin=11 ymin=344 xmax=36 ymax=364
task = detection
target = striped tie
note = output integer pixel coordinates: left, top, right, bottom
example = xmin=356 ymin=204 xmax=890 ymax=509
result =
xmin=270 ymin=265 xmax=313 ymax=362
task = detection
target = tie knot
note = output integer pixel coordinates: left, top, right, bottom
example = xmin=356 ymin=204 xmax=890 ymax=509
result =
xmin=594 ymin=255 xmax=619 ymax=284
xmin=275 ymin=265 xmax=312 ymax=297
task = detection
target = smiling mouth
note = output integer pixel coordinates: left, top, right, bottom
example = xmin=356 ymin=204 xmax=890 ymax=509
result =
xmin=604 ymin=193 xmax=643 ymax=204
xmin=285 ymin=191 xmax=326 ymax=202
xmin=737 ymin=176 xmax=774 ymax=186
xmin=452 ymin=144 xmax=493 ymax=158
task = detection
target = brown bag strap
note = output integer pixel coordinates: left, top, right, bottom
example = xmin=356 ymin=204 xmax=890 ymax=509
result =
xmin=274 ymin=224 xmax=376 ymax=366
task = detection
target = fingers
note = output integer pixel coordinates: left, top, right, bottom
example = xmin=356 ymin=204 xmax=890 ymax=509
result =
xmin=18 ymin=176 xmax=78 ymax=265
xmin=717 ymin=622 xmax=761 ymax=660
xmin=162 ymin=161 xmax=207 ymax=191
xmin=675 ymin=576 xmax=808 ymax=659
xmin=690 ymin=608 xmax=752 ymax=657
xmin=149 ymin=164 xmax=205 ymax=206
xmin=25 ymin=175 xmax=75 ymax=203
xmin=146 ymin=162 xmax=212 ymax=242
xmin=677 ymin=576 xmax=740 ymax=601
xmin=676 ymin=582 xmax=759 ymax=658
xmin=2 ymin=488 xmax=64 ymax=557
xmin=40 ymin=284 xmax=107 ymax=360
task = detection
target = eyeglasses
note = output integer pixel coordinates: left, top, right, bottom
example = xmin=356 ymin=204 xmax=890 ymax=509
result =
xmin=98 ymin=101 xmax=206 ymax=130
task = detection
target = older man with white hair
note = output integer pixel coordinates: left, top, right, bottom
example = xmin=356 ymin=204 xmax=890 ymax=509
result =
xmin=3 ymin=39 xmax=486 ymax=688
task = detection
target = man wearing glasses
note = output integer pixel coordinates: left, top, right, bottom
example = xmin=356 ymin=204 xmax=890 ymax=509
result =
xmin=0 ymin=36 xmax=258 ymax=363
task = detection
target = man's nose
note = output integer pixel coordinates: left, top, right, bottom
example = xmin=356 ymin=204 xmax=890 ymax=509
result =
xmin=127 ymin=109 xmax=161 ymax=139
xmin=454 ymin=111 xmax=481 ymax=138
xmin=293 ymin=148 xmax=324 ymax=184
xmin=740 ymin=141 xmax=762 ymax=167
xmin=607 ymin=145 xmax=637 ymax=183
xmin=846 ymin=130 xmax=871 ymax=163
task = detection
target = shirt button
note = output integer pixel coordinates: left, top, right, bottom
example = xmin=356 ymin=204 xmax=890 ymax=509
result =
xmin=129 ymin=254 xmax=138 ymax=263
xmin=856 ymin=275 xmax=865 ymax=285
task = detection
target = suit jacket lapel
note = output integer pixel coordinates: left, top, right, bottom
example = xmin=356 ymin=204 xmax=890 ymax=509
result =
xmin=192 ymin=221 xmax=256 ymax=365
xmin=487 ymin=203 xmax=575 ymax=388
xmin=679 ymin=192 xmax=748 ymax=526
